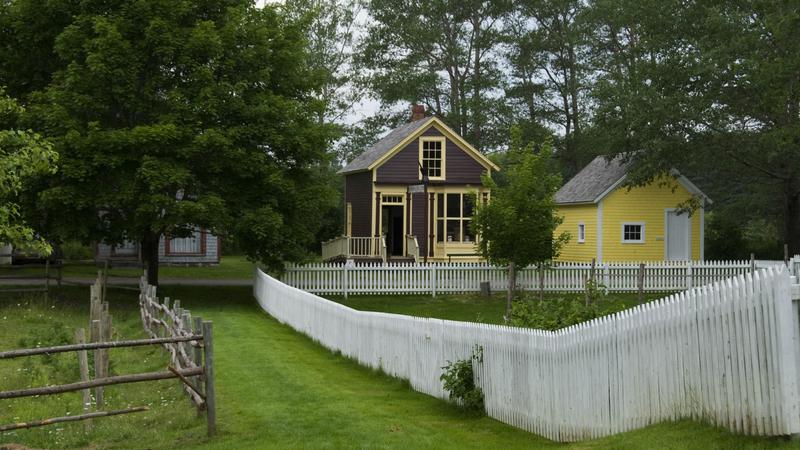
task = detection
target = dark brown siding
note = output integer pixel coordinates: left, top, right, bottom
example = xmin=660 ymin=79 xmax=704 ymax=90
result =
xmin=375 ymin=126 xmax=487 ymax=185
xmin=345 ymin=171 xmax=372 ymax=237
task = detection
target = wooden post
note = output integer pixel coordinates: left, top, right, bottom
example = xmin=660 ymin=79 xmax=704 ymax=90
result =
xmin=193 ymin=316 xmax=205 ymax=417
xmin=431 ymin=264 xmax=437 ymax=298
xmin=785 ymin=244 xmax=789 ymax=267
xmin=585 ymin=258 xmax=596 ymax=306
xmin=91 ymin=319 xmax=104 ymax=409
xmin=102 ymin=259 xmax=109 ymax=303
xmin=343 ymin=263 xmax=349 ymax=299
xmin=538 ymin=264 xmax=545 ymax=302
xmin=102 ymin=313 xmax=112 ymax=382
xmin=637 ymin=263 xmax=645 ymax=305
xmin=750 ymin=253 xmax=756 ymax=273
xmin=75 ymin=328 xmax=92 ymax=431
xmin=202 ymin=321 xmax=216 ymax=436
xmin=686 ymin=260 xmax=693 ymax=290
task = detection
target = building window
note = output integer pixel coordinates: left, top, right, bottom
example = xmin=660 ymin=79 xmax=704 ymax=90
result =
xmin=436 ymin=192 xmax=475 ymax=243
xmin=381 ymin=195 xmax=403 ymax=205
xmin=621 ymin=223 xmax=645 ymax=243
xmin=166 ymin=229 xmax=205 ymax=255
xmin=577 ymin=223 xmax=585 ymax=243
xmin=420 ymin=137 xmax=445 ymax=179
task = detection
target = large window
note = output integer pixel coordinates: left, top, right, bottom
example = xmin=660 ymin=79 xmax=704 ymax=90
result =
xmin=166 ymin=230 xmax=204 ymax=255
xmin=436 ymin=193 xmax=475 ymax=243
xmin=420 ymin=137 xmax=444 ymax=179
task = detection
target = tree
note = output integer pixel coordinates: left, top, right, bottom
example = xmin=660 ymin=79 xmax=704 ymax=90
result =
xmin=589 ymin=0 xmax=800 ymax=254
xmin=506 ymin=0 xmax=593 ymax=177
xmin=472 ymin=129 xmax=568 ymax=318
xmin=10 ymin=1 xmax=335 ymax=285
xmin=358 ymin=0 xmax=512 ymax=152
xmin=0 ymin=90 xmax=58 ymax=254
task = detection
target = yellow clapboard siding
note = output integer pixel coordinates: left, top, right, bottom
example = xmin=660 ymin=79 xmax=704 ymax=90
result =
xmin=600 ymin=178 xmax=700 ymax=262
xmin=555 ymin=203 xmax=598 ymax=262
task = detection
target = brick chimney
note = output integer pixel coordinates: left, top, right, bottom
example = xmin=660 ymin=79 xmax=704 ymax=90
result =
xmin=410 ymin=104 xmax=425 ymax=122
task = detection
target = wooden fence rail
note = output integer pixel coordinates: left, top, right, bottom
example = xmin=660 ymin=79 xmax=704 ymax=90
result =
xmin=256 ymin=267 xmax=800 ymax=442
xmin=138 ymin=273 xmax=216 ymax=435
xmin=282 ymin=259 xmax=799 ymax=297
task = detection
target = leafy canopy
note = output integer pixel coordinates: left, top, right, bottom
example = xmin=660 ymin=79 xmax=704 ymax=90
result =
xmin=0 ymin=91 xmax=58 ymax=254
xmin=473 ymin=129 xmax=568 ymax=268
xmin=7 ymin=0 xmax=335 ymax=280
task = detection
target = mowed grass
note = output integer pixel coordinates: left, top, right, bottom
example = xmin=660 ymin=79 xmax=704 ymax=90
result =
xmin=327 ymin=291 xmax=669 ymax=325
xmin=0 ymin=255 xmax=255 ymax=280
xmin=1 ymin=285 xmax=799 ymax=449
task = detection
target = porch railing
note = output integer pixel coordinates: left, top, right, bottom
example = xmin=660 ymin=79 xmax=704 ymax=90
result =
xmin=321 ymin=236 xmax=387 ymax=262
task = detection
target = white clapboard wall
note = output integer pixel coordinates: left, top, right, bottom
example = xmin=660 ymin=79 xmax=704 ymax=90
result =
xmin=255 ymin=267 xmax=800 ymax=442
xmin=281 ymin=259 xmax=793 ymax=296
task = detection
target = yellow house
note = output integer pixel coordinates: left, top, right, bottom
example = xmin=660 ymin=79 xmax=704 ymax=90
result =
xmin=554 ymin=156 xmax=711 ymax=262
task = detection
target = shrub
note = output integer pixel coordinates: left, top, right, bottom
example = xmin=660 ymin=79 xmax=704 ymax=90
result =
xmin=440 ymin=345 xmax=484 ymax=414
xmin=510 ymin=296 xmax=628 ymax=331
xmin=60 ymin=240 xmax=94 ymax=260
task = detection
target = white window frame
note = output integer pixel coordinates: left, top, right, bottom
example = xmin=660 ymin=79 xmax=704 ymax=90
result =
xmin=577 ymin=222 xmax=586 ymax=243
xmin=621 ymin=222 xmax=645 ymax=244
xmin=418 ymin=136 xmax=446 ymax=180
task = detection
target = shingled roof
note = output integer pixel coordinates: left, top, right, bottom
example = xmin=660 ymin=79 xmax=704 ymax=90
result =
xmin=555 ymin=155 xmax=630 ymax=204
xmin=338 ymin=117 xmax=432 ymax=174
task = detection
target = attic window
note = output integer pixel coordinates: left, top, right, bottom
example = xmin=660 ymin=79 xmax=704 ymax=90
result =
xmin=420 ymin=137 xmax=445 ymax=179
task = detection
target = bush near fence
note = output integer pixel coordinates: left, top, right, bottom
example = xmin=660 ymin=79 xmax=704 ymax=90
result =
xmin=282 ymin=259 xmax=798 ymax=297
xmin=256 ymin=267 xmax=800 ymax=442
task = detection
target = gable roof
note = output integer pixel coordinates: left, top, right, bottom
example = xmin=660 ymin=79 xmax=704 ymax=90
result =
xmin=338 ymin=117 xmax=432 ymax=174
xmin=338 ymin=116 xmax=499 ymax=175
xmin=555 ymin=155 xmax=712 ymax=205
xmin=555 ymin=155 xmax=630 ymax=204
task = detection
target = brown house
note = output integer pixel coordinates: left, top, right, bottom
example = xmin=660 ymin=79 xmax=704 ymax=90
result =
xmin=323 ymin=106 xmax=498 ymax=262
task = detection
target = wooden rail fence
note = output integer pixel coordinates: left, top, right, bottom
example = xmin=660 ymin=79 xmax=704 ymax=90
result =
xmin=0 ymin=272 xmax=216 ymax=437
xmin=257 ymin=267 xmax=800 ymax=442
xmin=138 ymin=274 xmax=216 ymax=435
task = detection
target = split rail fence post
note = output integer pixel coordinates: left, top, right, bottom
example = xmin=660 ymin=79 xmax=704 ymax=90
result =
xmin=193 ymin=316 xmax=205 ymax=418
xmin=91 ymin=319 xmax=104 ymax=408
xmin=202 ymin=321 xmax=216 ymax=436
xmin=75 ymin=328 xmax=92 ymax=431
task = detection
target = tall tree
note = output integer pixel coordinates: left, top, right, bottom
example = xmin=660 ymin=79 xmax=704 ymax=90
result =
xmin=506 ymin=0 xmax=592 ymax=176
xmin=590 ymin=0 xmax=800 ymax=254
xmin=0 ymin=90 xmax=58 ymax=254
xmin=358 ymin=0 xmax=511 ymax=152
xmin=11 ymin=0 xmax=335 ymax=284
xmin=472 ymin=129 xmax=568 ymax=318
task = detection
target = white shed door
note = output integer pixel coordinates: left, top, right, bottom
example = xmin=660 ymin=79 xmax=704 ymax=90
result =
xmin=666 ymin=211 xmax=690 ymax=260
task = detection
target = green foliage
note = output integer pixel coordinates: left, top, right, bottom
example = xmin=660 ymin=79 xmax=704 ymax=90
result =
xmin=3 ymin=1 xmax=336 ymax=283
xmin=473 ymin=130 xmax=569 ymax=269
xmin=59 ymin=240 xmax=93 ymax=261
xmin=510 ymin=296 xmax=628 ymax=331
xmin=0 ymin=90 xmax=58 ymax=255
xmin=440 ymin=345 xmax=484 ymax=414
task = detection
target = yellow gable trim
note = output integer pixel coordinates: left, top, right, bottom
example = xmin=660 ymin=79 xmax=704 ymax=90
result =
xmin=368 ymin=117 xmax=500 ymax=174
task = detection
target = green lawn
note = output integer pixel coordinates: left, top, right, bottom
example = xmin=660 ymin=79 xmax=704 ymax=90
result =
xmin=0 ymin=255 xmax=255 ymax=280
xmin=327 ymin=291 xmax=669 ymax=325
xmin=1 ymin=286 xmax=799 ymax=449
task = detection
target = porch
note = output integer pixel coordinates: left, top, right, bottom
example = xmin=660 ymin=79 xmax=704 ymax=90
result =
xmin=321 ymin=235 xmax=421 ymax=263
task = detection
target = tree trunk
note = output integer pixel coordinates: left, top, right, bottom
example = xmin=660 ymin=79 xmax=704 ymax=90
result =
xmin=141 ymin=232 xmax=160 ymax=286
xmin=506 ymin=261 xmax=516 ymax=321
xmin=784 ymin=183 xmax=800 ymax=256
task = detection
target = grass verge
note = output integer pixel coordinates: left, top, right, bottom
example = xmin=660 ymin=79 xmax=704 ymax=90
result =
xmin=0 ymin=286 xmax=798 ymax=449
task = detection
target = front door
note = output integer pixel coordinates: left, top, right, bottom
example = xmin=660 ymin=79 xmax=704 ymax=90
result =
xmin=381 ymin=205 xmax=405 ymax=257
xmin=665 ymin=210 xmax=691 ymax=260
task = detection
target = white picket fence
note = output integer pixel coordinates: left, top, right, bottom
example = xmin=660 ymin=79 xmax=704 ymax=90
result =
xmin=256 ymin=267 xmax=800 ymax=441
xmin=282 ymin=259 xmax=798 ymax=296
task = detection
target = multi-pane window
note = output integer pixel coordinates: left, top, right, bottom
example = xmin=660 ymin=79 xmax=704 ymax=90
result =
xmin=436 ymin=193 xmax=475 ymax=243
xmin=622 ymin=223 xmax=644 ymax=243
xmin=421 ymin=139 xmax=443 ymax=178
xmin=577 ymin=223 xmax=586 ymax=243
xmin=381 ymin=195 xmax=403 ymax=205
xmin=168 ymin=230 xmax=203 ymax=254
